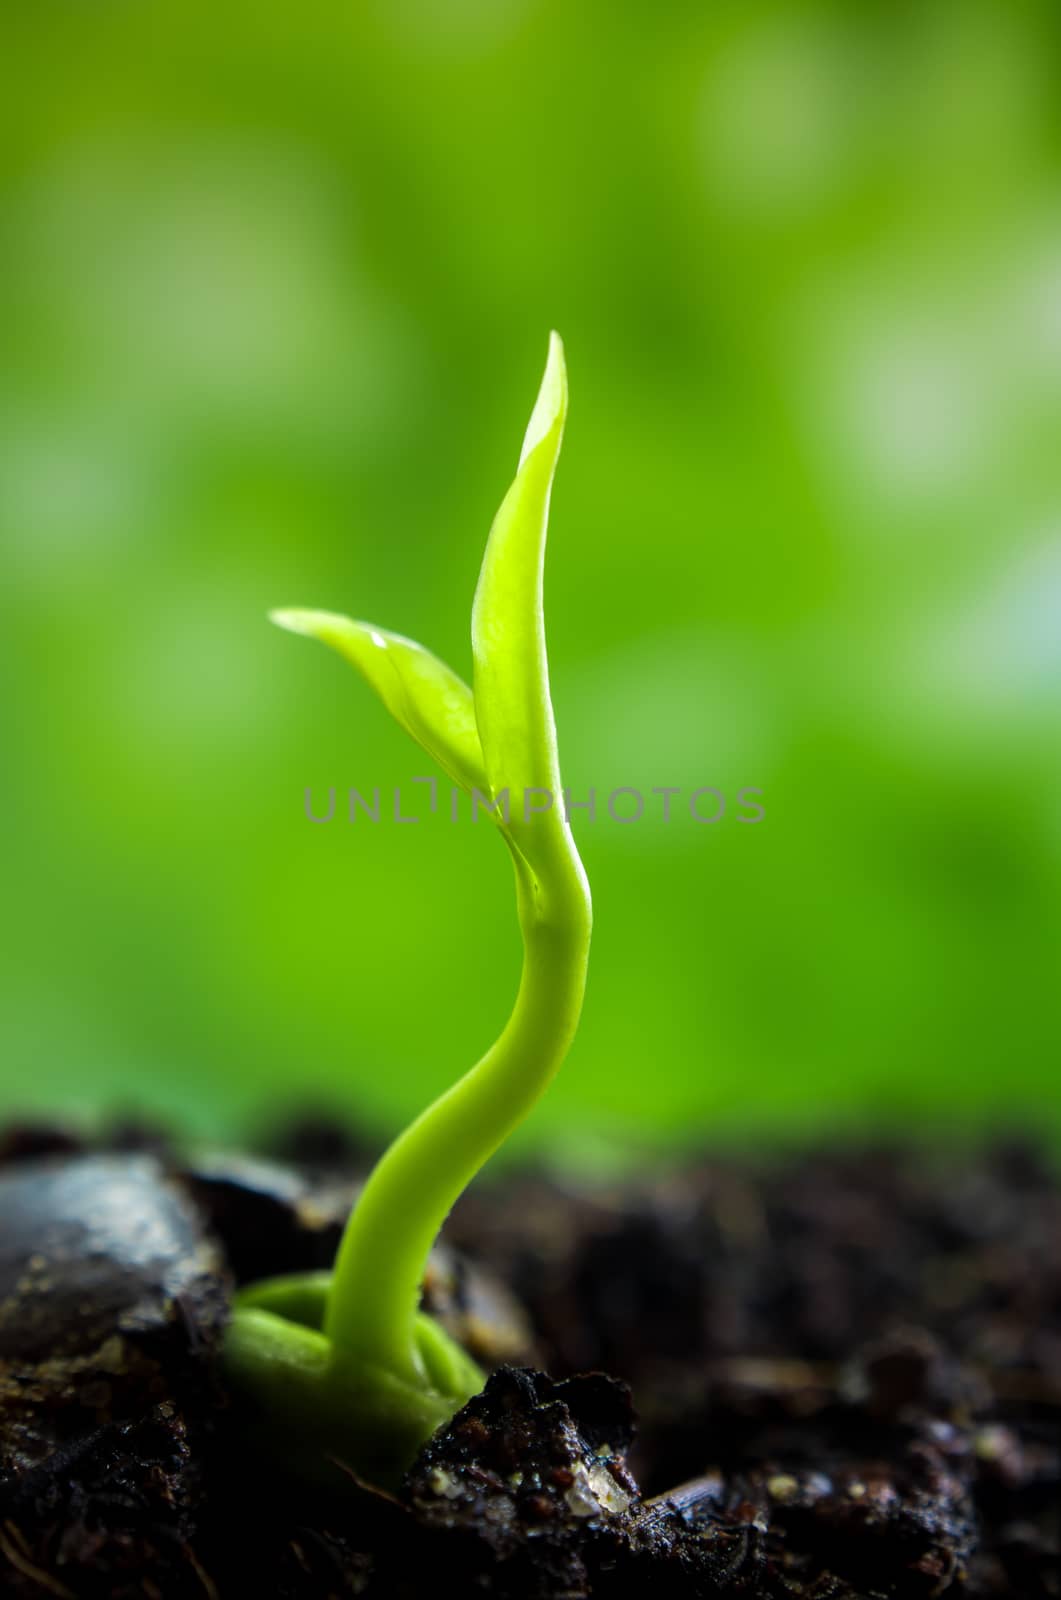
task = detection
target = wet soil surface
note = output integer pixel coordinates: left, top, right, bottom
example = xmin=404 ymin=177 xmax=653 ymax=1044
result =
xmin=0 ymin=1124 xmax=1057 ymax=1597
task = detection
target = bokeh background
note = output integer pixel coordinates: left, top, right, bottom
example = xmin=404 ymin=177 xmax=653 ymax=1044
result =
xmin=2 ymin=0 xmax=1059 ymax=1156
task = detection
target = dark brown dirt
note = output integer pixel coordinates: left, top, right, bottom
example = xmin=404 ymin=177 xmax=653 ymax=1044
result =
xmin=0 ymin=1125 xmax=1057 ymax=1597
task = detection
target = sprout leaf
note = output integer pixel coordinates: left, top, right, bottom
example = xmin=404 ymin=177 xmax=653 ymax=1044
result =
xmin=271 ymin=609 xmax=486 ymax=797
xmin=472 ymin=329 xmax=567 ymax=814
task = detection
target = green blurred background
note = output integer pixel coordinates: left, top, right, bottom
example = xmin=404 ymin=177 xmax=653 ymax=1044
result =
xmin=2 ymin=0 xmax=1059 ymax=1156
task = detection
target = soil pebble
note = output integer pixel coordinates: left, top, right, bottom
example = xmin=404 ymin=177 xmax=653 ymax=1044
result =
xmin=0 ymin=1151 xmax=229 ymax=1597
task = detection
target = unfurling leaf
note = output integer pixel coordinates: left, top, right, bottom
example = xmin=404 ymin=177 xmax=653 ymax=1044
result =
xmin=270 ymin=609 xmax=487 ymax=797
xmin=471 ymin=330 xmax=567 ymax=815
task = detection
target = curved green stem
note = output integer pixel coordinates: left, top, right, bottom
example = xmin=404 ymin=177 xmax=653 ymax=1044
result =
xmin=324 ymin=844 xmax=591 ymax=1382
xmin=225 ymin=335 xmax=589 ymax=1488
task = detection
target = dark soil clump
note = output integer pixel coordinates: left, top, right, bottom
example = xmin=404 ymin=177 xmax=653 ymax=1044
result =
xmin=0 ymin=1130 xmax=1057 ymax=1597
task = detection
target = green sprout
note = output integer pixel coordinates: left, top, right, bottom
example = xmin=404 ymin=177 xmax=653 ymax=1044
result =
xmin=222 ymin=333 xmax=592 ymax=1487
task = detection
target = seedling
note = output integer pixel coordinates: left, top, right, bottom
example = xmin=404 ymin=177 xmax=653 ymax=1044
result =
xmin=223 ymin=334 xmax=592 ymax=1486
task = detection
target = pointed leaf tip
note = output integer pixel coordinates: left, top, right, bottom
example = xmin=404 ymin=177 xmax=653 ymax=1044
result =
xmin=519 ymin=331 xmax=567 ymax=469
xmin=269 ymin=607 xmax=326 ymax=636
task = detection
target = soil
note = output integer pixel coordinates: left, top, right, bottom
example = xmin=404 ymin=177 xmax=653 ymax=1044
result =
xmin=0 ymin=1122 xmax=1057 ymax=1598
